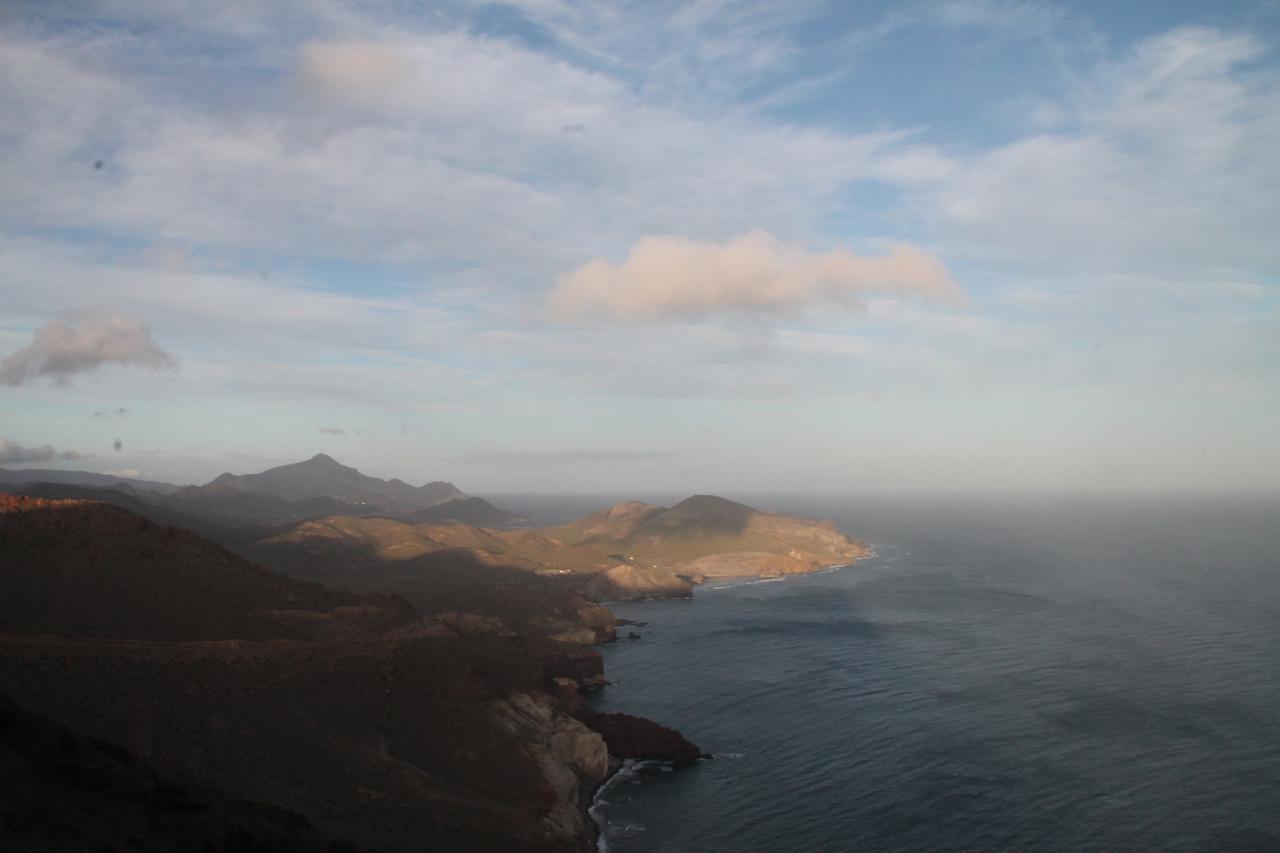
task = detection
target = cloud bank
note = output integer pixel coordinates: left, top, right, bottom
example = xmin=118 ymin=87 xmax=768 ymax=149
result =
xmin=549 ymin=231 xmax=962 ymax=321
xmin=0 ymin=438 xmax=84 ymax=464
xmin=0 ymin=313 xmax=178 ymax=386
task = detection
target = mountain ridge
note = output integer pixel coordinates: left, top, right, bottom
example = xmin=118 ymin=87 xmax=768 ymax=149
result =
xmin=199 ymin=453 xmax=464 ymax=510
xmin=2 ymin=454 xmax=526 ymax=528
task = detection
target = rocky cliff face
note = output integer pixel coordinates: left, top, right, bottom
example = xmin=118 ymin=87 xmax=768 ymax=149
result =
xmin=493 ymin=691 xmax=610 ymax=847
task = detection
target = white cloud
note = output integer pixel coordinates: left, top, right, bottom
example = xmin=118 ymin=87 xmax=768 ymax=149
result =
xmin=0 ymin=312 xmax=177 ymax=386
xmin=550 ymin=231 xmax=962 ymax=321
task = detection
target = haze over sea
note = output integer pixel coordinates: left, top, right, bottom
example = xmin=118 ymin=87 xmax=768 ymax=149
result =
xmin=496 ymin=494 xmax=1280 ymax=853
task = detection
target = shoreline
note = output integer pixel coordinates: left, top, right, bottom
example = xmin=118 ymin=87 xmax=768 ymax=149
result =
xmin=585 ymin=554 xmax=871 ymax=850
xmin=697 ymin=553 xmax=873 ymax=591
xmin=594 ymin=551 xmax=876 ymax=605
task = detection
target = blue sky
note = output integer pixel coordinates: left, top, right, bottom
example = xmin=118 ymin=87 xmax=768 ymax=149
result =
xmin=1 ymin=0 xmax=1278 ymax=492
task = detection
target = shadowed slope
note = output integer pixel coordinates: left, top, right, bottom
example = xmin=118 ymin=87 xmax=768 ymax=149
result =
xmin=250 ymin=515 xmax=620 ymax=644
xmin=0 ymin=690 xmax=350 ymax=852
xmin=404 ymin=497 xmax=529 ymax=527
xmin=0 ymin=495 xmax=410 ymax=642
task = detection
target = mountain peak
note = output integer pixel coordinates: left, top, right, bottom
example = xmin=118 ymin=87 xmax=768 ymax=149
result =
xmin=666 ymin=494 xmax=755 ymax=520
xmin=195 ymin=455 xmax=466 ymax=511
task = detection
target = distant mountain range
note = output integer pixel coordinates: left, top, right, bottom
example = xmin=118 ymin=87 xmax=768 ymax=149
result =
xmin=198 ymin=453 xmax=462 ymax=508
xmin=0 ymin=453 xmax=525 ymax=527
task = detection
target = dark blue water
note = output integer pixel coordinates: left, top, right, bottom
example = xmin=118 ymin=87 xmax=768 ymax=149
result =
xmin=578 ymin=495 xmax=1280 ymax=853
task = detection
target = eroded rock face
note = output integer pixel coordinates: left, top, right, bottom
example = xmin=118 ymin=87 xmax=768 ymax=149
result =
xmin=492 ymin=691 xmax=609 ymax=848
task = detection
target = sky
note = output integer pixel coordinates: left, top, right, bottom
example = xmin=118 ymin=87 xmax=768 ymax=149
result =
xmin=1 ymin=0 xmax=1278 ymax=493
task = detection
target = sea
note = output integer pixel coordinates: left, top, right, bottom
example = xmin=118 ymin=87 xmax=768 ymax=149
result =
xmin=495 ymin=493 xmax=1280 ymax=853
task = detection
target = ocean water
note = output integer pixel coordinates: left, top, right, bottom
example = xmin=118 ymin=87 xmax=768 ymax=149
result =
xmin=571 ymin=494 xmax=1280 ymax=853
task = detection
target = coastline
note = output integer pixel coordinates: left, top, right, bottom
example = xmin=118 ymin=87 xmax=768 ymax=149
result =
xmin=588 ymin=759 xmax=674 ymax=853
xmin=593 ymin=552 xmax=875 ymax=604
xmin=584 ymin=554 xmax=871 ymax=849
xmin=698 ymin=552 xmax=873 ymax=591
xmin=0 ymin=488 xmax=871 ymax=851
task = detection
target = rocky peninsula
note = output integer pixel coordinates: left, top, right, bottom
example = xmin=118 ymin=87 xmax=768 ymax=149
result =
xmin=544 ymin=494 xmax=871 ymax=600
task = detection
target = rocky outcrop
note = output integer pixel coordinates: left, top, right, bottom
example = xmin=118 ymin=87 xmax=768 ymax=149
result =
xmin=577 ymin=709 xmax=706 ymax=767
